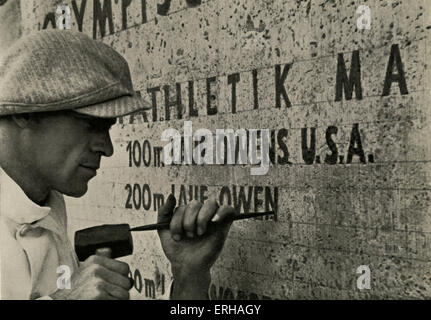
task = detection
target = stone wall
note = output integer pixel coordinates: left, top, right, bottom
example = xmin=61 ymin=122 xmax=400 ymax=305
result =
xmin=3 ymin=0 xmax=430 ymax=299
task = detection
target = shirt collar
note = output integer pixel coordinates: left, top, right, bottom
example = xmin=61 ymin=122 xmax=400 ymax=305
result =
xmin=0 ymin=166 xmax=52 ymax=224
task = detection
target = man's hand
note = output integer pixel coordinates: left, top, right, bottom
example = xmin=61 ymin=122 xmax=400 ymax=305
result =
xmin=157 ymin=194 xmax=236 ymax=299
xmin=50 ymin=248 xmax=133 ymax=300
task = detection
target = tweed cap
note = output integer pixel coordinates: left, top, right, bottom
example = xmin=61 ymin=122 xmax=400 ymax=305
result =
xmin=0 ymin=29 xmax=151 ymax=118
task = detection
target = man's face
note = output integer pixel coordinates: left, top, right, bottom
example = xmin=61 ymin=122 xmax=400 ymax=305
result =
xmin=23 ymin=111 xmax=116 ymax=197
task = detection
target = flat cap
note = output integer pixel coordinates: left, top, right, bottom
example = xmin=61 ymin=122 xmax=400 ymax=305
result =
xmin=0 ymin=29 xmax=151 ymax=118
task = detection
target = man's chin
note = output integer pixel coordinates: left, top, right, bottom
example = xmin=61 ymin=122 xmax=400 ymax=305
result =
xmin=59 ymin=184 xmax=89 ymax=198
xmin=66 ymin=190 xmax=88 ymax=197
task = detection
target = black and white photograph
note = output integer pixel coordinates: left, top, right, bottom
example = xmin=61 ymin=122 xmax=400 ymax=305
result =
xmin=0 ymin=0 xmax=430 ymax=308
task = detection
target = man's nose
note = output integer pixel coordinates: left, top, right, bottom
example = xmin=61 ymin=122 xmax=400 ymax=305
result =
xmin=91 ymin=130 xmax=114 ymax=157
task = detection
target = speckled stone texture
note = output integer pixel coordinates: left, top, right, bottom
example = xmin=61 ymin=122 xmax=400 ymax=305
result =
xmin=0 ymin=0 xmax=21 ymax=52
xmin=11 ymin=0 xmax=431 ymax=299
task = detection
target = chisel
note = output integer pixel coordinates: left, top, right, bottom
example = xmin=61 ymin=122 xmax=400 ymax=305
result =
xmin=74 ymin=211 xmax=275 ymax=261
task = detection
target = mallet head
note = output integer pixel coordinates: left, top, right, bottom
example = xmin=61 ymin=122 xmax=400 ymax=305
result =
xmin=74 ymin=224 xmax=133 ymax=261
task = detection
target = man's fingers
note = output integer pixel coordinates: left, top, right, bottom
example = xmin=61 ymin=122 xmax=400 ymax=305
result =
xmin=170 ymin=205 xmax=186 ymax=241
xmin=86 ymin=255 xmax=130 ymax=276
xmin=211 ymin=205 xmax=236 ymax=224
xmin=183 ymin=200 xmax=202 ymax=238
xmin=95 ymin=247 xmax=112 ymax=258
xmin=98 ymin=267 xmax=133 ymax=290
xmin=157 ymin=194 xmax=177 ymax=224
xmin=208 ymin=205 xmax=237 ymax=244
xmin=100 ymin=282 xmax=130 ymax=300
xmin=161 ymin=198 xmax=236 ymax=240
xmin=196 ymin=200 xmax=219 ymax=236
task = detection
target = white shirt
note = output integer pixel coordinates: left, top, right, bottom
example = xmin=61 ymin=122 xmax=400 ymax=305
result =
xmin=0 ymin=167 xmax=79 ymax=299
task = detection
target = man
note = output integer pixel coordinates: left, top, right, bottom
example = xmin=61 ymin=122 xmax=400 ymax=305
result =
xmin=0 ymin=29 xmax=236 ymax=299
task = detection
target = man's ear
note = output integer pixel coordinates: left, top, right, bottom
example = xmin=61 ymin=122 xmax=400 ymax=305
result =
xmin=11 ymin=114 xmax=31 ymax=128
